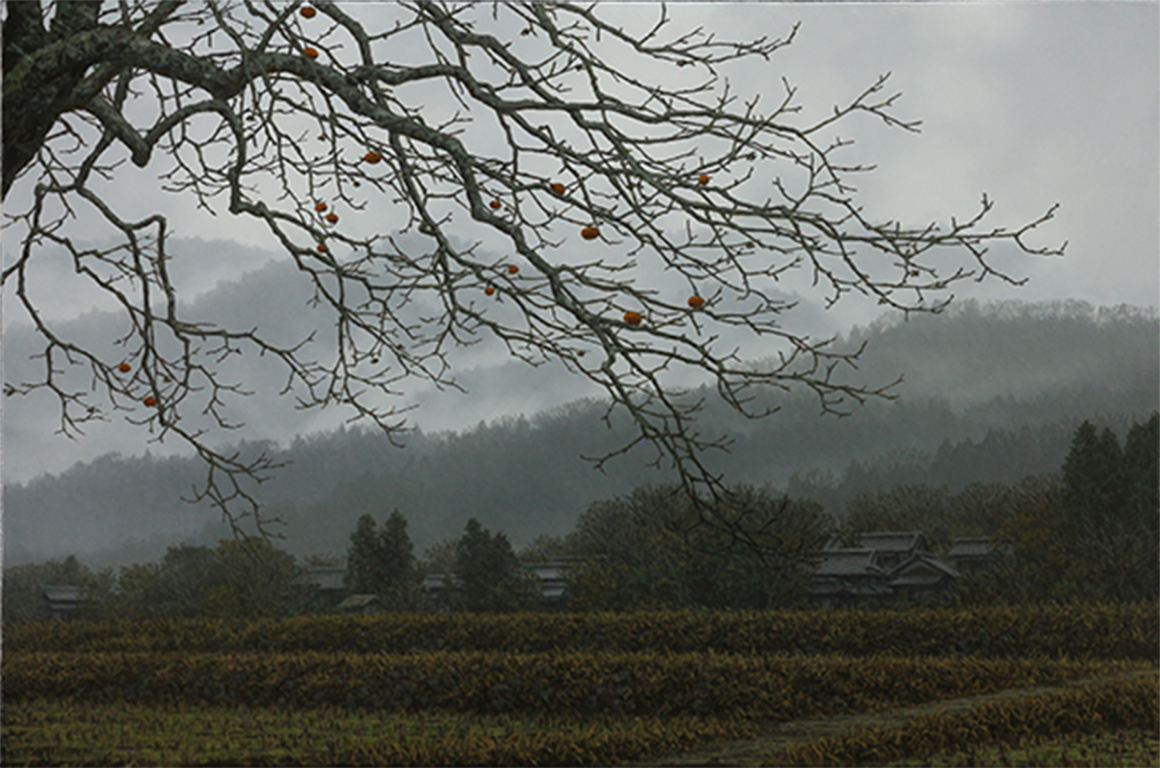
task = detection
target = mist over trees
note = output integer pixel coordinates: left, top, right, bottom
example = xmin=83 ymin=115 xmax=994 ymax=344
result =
xmin=6 ymin=411 xmax=1155 ymax=620
xmin=6 ymin=1 xmax=1072 ymax=557
xmin=3 ymin=299 xmax=1157 ymax=569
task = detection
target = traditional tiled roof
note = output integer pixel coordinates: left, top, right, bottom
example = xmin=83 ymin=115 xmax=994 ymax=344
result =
xmin=888 ymin=552 xmax=960 ymax=587
xmin=524 ymin=561 xmax=572 ymax=581
xmin=812 ymin=549 xmax=888 ymax=578
xmin=42 ymin=585 xmax=87 ymax=605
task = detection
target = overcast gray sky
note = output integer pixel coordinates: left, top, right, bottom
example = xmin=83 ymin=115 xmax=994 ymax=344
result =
xmin=2 ymin=1 xmax=1157 ymax=485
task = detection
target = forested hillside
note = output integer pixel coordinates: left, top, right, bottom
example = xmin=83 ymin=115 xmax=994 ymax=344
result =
xmin=4 ymin=299 xmax=1156 ymax=567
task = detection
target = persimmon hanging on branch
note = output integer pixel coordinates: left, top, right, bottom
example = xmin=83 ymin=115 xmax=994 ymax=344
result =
xmin=1 ymin=1 xmax=1063 ymax=544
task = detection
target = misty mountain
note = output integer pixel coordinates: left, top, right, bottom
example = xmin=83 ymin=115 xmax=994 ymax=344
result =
xmin=0 ymin=236 xmax=840 ymax=484
xmin=3 ymin=298 xmax=1156 ymax=569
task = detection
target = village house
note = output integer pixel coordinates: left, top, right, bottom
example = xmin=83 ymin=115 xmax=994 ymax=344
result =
xmin=291 ymin=565 xmax=348 ymax=609
xmin=302 ymin=558 xmax=578 ymax=612
xmin=522 ymin=557 xmax=579 ymax=611
xmin=803 ymin=549 xmax=894 ymax=607
xmin=803 ymin=531 xmax=964 ymax=608
xmin=40 ymin=584 xmax=89 ymax=621
xmin=420 ymin=572 xmax=454 ymax=611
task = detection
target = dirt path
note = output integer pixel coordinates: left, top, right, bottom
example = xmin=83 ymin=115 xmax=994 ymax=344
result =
xmin=626 ymin=668 xmax=1159 ymax=767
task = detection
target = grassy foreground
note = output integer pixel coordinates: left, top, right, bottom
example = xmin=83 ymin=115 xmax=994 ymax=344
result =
xmin=760 ymin=674 xmax=1158 ymax=768
xmin=3 ymin=605 xmax=1157 ymax=766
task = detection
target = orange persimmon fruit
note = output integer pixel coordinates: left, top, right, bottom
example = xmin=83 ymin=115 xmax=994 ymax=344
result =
xmin=303 ymin=47 xmax=319 ymax=59
xmin=550 ymin=182 xmax=566 ymax=195
xmin=698 ymin=174 xmax=710 ymax=185
xmin=325 ymin=212 xmax=339 ymax=224
xmin=623 ymin=311 xmax=643 ymax=326
xmin=316 ymin=244 xmax=327 ymax=253
xmin=485 ymin=287 xmax=496 ymax=296
xmin=687 ymin=295 xmax=706 ymax=309
xmin=315 ymin=202 xmax=328 ymax=212
xmin=118 ymin=362 xmax=132 ymax=373
xmin=490 ymin=200 xmax=502 ymax=209
xmin=364 ymin=151 xmax=382 ymax=164
xmin=143 ymin=396 xmax=158 ymax=407
xmin=507 ymin=265 xmax=519 ymax=274
xmin=581 ymin=226 xmax=600 ymax=240
xmin=300 ymin=6 xmax=316 ymax=18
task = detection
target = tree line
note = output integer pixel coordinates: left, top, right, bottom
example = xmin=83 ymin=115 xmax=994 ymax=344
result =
xmin=4 ymin=412 xmax=1155 ymax=621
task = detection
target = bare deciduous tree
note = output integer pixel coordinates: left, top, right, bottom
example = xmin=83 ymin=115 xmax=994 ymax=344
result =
xmin=2 ymin=1 xmax=1064 ymax=541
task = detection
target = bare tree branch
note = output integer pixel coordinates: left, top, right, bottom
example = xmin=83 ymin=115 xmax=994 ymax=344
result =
xmin=2 ymin=0 xmax=1064 ymax=545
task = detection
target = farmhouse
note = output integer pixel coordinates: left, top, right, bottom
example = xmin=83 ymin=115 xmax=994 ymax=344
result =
xmin=41 ymin=584 xmax=89 ymax=621
xmin=523 ymin=557 xmax=580 ymax=611
xmin=292 ymin=565 xmax=348 ymax=608
xmin=804 ymin=549 xmax=894 ymax=607
xmin=803 ymin=531 xmax=962 ymax=608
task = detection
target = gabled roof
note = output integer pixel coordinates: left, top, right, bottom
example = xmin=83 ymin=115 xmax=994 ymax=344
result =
xmin=812 ymin=549 xmax=888 ymax=578
xmin=42 ymin=585 xmax=88 ymax=604
xmin=888 ymin=552 xmax=959 ymax=587
xmin=523 ymin=559 xmax=576 ymax=580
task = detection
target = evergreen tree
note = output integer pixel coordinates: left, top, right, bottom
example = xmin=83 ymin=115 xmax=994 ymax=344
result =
xmin=453 ymin=518 xmax=530 ymax=612
xmin=1124 ymin=413 xmax=1159 ymax=523
xmin=378 ymin=510 xmax=419 ymax=610
xmin=1122 ymin=412 xmax=1159 ymax=600
xmin=345 ymin=514 xmax=383 ymax=595
xmin=1061 ymin=418 xmax=1156 ymax=602
xmin=343 ymin=510 xmax=419 ymax=609
xmin=1062 ymin=421 xmax=1127 ymax=543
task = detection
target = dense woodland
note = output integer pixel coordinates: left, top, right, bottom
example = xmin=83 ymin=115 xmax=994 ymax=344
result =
xmin=3 ymin=301 xmax=1158 ymax=610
